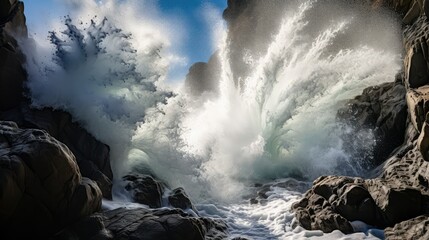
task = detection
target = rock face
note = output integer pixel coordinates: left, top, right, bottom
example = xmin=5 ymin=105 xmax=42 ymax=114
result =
xmin=0 ymin=0 xmax=26 ymax=112
xmin=58 ymin=208 xmax=228 ymax=240
xmin=337 ymin=79 xmax=407 ymax=166
xmin=0 ymin=121 xmax=102 ymax=238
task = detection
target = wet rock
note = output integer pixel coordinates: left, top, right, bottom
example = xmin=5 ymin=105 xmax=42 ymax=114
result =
xmin=123 ymin=174 xmax=197 ymax=212
xmin=103 ymin=207 xmax=228 ymax=240
xmin=168 ymin=187 xmax=196 ymax=212
xmin=0 ymin=121 xmax=102 ymax=238
xmin=384 ymin=215 xmax=429 ymax=240
xmin=123 ymin=174 xmax=165 ymax=208
xmin=292 ymin=175 xmax=427 ymax=232
xmin=337 ymin=80 xmax=407 ymax=166
xmin=292 ymin=176 xmax=355 ymax=234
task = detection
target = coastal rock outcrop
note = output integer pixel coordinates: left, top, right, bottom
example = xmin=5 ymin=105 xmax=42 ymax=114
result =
xmin=0 ymin=121 xmax=102 ymax=238
xmin=292 ymin=175 xmax=427 ymax=233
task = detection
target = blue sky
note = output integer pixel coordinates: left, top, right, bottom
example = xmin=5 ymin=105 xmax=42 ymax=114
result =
xmin=22 ymin=0 xmax=227 ymax=80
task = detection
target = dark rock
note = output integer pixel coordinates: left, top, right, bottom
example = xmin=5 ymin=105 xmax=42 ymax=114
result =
xmin=55 ymin=214 xmax=113 ymax=240
xmin=292 ymin=176 xmax=355 ymax=234
xmin=168 ymin=187 xmax=196 ymax=212
xmin=366 ymin=179 xmax=422 ymax=226
xmin=405 ymin=47 xmax=429 ymax=88
xmin=4 ymin=1 xmax=28 ymax=38
xmin=403 ymin=0 xmax=421 ymax=24
xmin=0 ymin=4 xmax=26 ymax=112
xmin=384 ymin=215 xmax=429 ymax=240
xmin=123 ymin=174 xmax=166 ymax=208
xmin=0 ymin=121 xmax=102 ymax=238
xmin=123 ymin=174 xmax=198 ymax=212
xmin=337 ymin=80 xmax=407 ymax=167
xmin=103 ymin=207 xmax=228 ymax=240
xmin=0 ymin=106 xmax=113 ymax=199
xmin=0 ymin=0 xmax=113 ymax=199
xmin=292 ymin=175 xmax=427 ymax=232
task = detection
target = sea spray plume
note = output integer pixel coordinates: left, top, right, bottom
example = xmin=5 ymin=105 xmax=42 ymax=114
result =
xmin=25 ymin=15 xmax=173 ymax=178
xmin=132 ymin=0 xmax=402 ymax=202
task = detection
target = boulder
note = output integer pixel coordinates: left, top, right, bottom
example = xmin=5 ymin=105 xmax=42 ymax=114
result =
xmin=0 ymin=121 xmax=102 ymax=238
xmin=292 ymin=175 xmax=427 ymax=232
xmin=0 ymin=106 xmax=113 ymax=199
xmin=123 ymin=174 xmax=165 ymax=208
xmin=123 ymin=174 xmax=197 ymax=212
xmin=168 ymin=187 xmax=196 ymax=212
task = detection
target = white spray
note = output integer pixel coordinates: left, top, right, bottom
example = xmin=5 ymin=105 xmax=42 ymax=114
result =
xmin=24 ymin=0 xmax=402 ymax=203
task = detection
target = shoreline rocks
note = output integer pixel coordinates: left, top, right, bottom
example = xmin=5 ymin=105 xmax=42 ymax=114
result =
xmin=0 ymin=121 xmax=102 ymax=238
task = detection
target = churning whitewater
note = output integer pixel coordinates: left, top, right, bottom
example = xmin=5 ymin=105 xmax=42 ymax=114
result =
xmin=23 ymin=0 xmax=402 ymax=239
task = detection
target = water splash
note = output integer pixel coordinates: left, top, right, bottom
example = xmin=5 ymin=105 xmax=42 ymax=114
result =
xmin=132 ymin=1 xmax=401 ymax=202
xmin=24 ymin=0 xmax=402 ymax=203
xmin=24 ymin=10 xmax=173 ymax=177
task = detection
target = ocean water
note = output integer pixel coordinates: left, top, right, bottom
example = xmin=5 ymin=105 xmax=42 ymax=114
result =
xmin=22 ymin=0 xmax=402 ymax=238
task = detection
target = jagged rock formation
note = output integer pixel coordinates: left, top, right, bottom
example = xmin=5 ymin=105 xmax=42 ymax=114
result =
xmin=0 ymin=121 xmax=102 ymax=238
xmin=292 ymin=0 xmax=429 ymax=238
